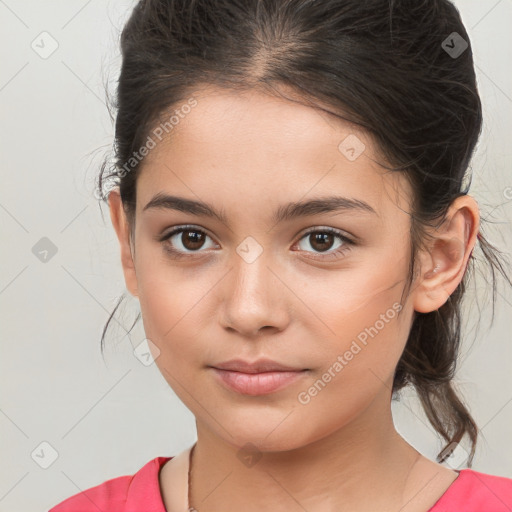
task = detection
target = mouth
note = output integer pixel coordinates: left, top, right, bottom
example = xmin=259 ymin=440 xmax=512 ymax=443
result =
xmin=210 ymin=358 xmax=308 ymax=374
xmin=210 ymin=367 xmax=309 ymax=396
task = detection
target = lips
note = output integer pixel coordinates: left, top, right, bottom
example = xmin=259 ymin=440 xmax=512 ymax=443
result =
xmin=211 ymin=358 xmax=307 ymax=374
xmin=209 ymin=358 xmax=309 ymax=395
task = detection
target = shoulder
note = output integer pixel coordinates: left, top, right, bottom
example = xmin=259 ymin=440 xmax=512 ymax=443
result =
xmin=48 ymin=456 xmax=172 ymax=512
xmin=430 ymin=469 xmax=512 ymax=511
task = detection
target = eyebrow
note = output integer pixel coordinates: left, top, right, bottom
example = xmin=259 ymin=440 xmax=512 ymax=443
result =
xmin=142 ymin=193 xmax=377 ymax=224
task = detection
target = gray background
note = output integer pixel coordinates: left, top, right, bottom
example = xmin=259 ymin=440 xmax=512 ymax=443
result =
xmin=1 ymin=1 xmax=511 ymax=511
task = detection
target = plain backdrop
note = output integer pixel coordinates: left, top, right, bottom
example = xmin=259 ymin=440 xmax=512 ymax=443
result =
xmin=1 ymin=1 xmax=511 ymax=511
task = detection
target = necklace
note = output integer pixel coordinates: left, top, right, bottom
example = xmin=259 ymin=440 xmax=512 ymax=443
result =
xmin=187 ymin=443 xmax=196 ymax=511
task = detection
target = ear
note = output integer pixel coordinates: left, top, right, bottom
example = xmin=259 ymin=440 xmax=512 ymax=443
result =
xmin=108 ymin=189 xmax=138 ymax=297
xmin=412 ymin=195 xmax=479 ymax=313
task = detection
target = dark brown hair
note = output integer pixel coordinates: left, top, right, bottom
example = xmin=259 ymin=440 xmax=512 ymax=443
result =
xmin=97 ymin=0 xmax=511 ymax=467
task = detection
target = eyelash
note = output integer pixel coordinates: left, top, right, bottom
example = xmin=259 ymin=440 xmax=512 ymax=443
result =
xmin=158 ymin=225 xmax=355 ymax=261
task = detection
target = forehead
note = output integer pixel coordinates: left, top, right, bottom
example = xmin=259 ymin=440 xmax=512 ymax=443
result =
xmin=136 ymin=86 xmax=412 ymax=220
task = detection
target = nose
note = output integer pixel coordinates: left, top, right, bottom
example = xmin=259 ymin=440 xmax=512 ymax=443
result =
xmin=218 ymin=250 xmax=291 ymax=338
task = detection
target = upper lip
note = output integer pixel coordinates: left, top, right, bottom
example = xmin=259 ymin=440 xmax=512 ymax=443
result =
xmin=211 ymin=358 xmax=306 ymax=374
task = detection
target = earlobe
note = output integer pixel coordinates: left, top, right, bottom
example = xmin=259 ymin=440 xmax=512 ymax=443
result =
xmin=108 ymin=189 xmax=139 ymax=297
xmin=412 ymin=195 xmax=479 ymax=313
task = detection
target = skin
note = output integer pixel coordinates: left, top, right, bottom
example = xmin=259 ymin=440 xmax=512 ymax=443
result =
xmin=109 ymin=85 xmax=480 ymax=512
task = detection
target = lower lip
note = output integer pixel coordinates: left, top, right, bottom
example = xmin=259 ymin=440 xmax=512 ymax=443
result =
xmin=211 ymin=368 xmax=308 ymax=395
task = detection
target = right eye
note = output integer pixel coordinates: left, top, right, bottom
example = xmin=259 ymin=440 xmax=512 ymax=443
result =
xmin=159 ymin=225 xmax=218 ymax=258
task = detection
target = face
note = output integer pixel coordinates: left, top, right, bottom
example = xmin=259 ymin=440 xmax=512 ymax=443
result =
xmin=112 ymin=86 xmax=420 ymax=452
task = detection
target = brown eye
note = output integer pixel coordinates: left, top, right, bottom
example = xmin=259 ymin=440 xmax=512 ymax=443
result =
xmin=307 ymin=232 xmax=336 ymax=252
xmin=179 ymin=230 xmax=207 ymax=251
xmin=159 ymin=225 xmax=216 ymax=257
xmin=295 ymin=227 xmax=355 ymax=260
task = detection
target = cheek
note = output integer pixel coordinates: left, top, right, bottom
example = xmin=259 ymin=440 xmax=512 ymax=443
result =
xmin=135 ymin=252 xmax=226 ymax=388
xmin=293 ymin=289 xmax=409 ymax=438
xmin=138 ymin=280 xmax=201 ymax=349
xmin=306 ymin=268 xmax=411 ymax=391
xmin=135 ymin=255 xmax=201 ymax=361
xmin=135 ymin=238 xmax=204 ymax=331
xmin=138 ymin=282 xmax=206 ymax=403
xmin=317 ymin=299 xmax=408 ymax=392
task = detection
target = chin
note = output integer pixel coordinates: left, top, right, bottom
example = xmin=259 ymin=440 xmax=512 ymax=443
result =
xmin=211 ymin=421 xmax=311 ymax=454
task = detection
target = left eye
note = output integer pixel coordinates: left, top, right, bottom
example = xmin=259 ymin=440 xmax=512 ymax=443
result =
xmin=294 ymin=227 xmax=354 ymax=259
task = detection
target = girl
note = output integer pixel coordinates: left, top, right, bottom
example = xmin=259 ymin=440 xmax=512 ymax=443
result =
xmin=50 ymin=0 xmax=512 ymax=510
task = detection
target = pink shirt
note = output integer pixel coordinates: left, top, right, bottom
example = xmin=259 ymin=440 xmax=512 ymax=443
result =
xmin=49 ymin=456 xmax=512 ymax=511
